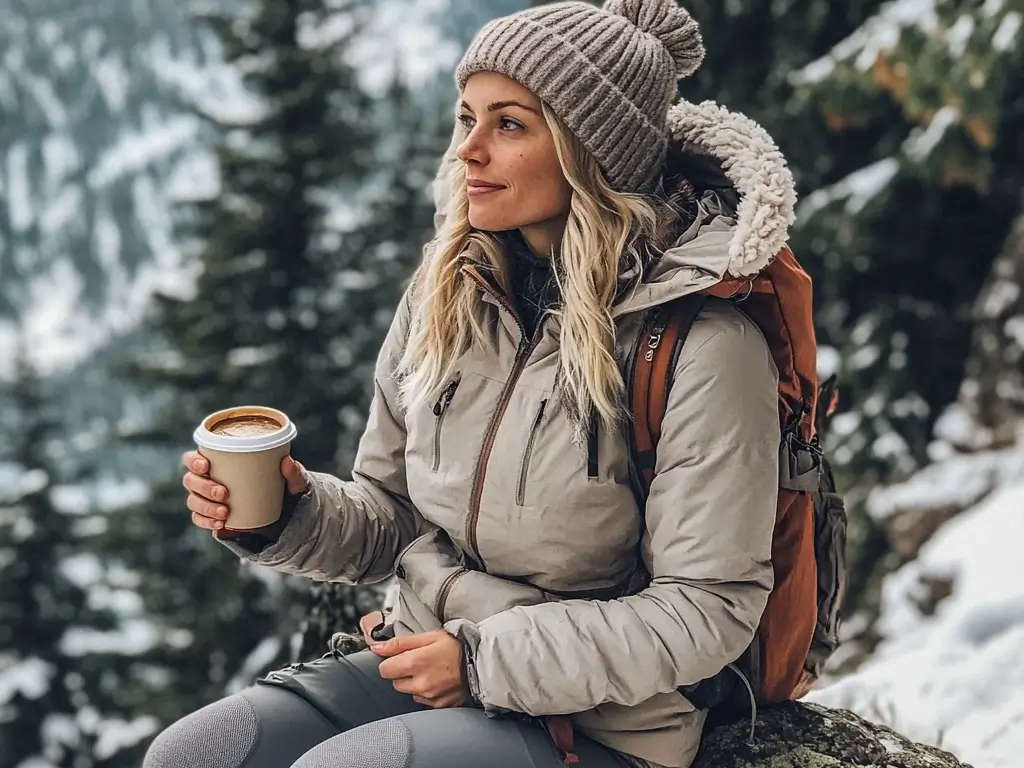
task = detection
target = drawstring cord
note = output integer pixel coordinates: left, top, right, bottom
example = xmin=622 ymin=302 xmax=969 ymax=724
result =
xmin=727 ymin=662 xmax=758 ymax=745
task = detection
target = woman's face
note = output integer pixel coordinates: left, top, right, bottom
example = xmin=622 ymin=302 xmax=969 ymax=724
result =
xmin=456 ymin=72 xmax=572 ymax=255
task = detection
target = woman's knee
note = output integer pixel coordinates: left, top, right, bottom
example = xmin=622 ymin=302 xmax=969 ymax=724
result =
xmin=291 ymin=709 xmax=565 ymax=768
xmin=143 ymin=694 xmax=264 ymax=768
xmin=143 ymin=686 xmax=337 ymax=768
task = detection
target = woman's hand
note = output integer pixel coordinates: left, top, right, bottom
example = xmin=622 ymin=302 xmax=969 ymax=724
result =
xmin=181 ymin=450 xmax=309 ymax=531
xmin=372 ymin=630 xmax=471 ymax=709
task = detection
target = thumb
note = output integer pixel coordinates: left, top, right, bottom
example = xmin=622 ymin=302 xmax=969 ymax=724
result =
xmin=280 ymin=456 xmax=309 ymax=496
xmin=371 ymin=632 xmax=437 ymax=657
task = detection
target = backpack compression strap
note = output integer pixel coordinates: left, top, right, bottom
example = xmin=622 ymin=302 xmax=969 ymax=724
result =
xmin=628 ymin=294 xmax=707 ymax=497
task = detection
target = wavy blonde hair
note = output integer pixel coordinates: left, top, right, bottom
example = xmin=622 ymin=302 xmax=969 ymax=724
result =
xmin=396 ymin=102 xmax=668 ymax=443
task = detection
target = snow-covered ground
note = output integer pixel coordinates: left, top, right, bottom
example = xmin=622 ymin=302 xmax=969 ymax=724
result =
xmin=808 ymin=444 xmax=1024 ymax=768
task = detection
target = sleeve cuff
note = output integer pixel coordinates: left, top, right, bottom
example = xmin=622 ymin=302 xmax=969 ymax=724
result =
xmin=215 ymin=487 xmax=309 ymax=555
xmin=445 ymin=618 xmax=485 ymax=709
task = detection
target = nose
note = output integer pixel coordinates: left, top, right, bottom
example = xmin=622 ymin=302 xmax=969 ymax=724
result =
xmin=456 ymin=128 xmax=487 ymax=166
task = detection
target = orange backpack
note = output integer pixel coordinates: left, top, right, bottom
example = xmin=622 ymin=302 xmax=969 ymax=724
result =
xmin=627 ymin=245 xmax=848 ymax=718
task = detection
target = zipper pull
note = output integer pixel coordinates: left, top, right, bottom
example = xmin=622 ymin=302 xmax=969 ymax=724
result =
xmin=433 ymin=379 xmax=458 ymax=416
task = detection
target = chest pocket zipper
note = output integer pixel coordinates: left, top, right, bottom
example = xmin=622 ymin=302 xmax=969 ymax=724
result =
xmin=431 ymin=377 xmax=461 ymax=472
xmin=516 ymin=399 xmax=547 ymax=506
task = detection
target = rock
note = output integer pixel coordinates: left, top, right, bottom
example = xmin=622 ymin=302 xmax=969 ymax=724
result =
xmin=882 ymin=501 xmax=968 ymax=560
xmin=693 ymin=702 xmax=972 ymax=768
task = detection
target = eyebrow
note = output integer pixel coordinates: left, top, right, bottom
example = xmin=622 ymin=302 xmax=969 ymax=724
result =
xmin=460 ymin=100 xmax=540 ymax=115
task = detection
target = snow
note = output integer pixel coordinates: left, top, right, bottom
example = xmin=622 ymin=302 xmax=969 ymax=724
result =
xmin=6 ymin=141 xmax=34 ymax=233
xmin=1006 ymin=315 xmax=1024 ymax=348
xmin=94 ymin=53 xmax=132 ymax=113
xmin=61 ymin=622 xmax=192 ymax=657
xmin=932 ymin=402 xmax=978 ymax=447
xmin=809 ymin=458 xmax=1024 ymax=768
xmin=94 ymin=715 xmax=161 ymax=760
xmin=59 ymin=553 xmax=105 ymax=588
xmin=946 ymin=15 xmax=975 ymax=58
xmin=0 ymin=656 xmax=54 ymax=704
xmin=226 ymin=636 xmax=282 ymax=694
xmin=791 ymin=0 xmax=940 ymax=85
xmin=982 ymin=280 xmax=1020 ymax=317
xmin=867 ymin=444 xmax=1024 ymax=521
xmin=982 ymin=0 xmax=1005 ymax=18
xmin=147 ymin=38 xmax=265 ymax=125
xmin=87 ymin=116 xmax=198 ymax=190
xmin=797 ymin=158 xmax=901 ymax=220
xmin=352 ymin=0 xmax=462 ymax=95
xmin=51 ymin=475 xmax=151 ymax=514
xmin=817 ymin=345 xmax=841 ymax=378
xmin=992 ymin=12 xmax=1022 ymax=51
xmin=903 ymin=106 xmax=959 ymax=164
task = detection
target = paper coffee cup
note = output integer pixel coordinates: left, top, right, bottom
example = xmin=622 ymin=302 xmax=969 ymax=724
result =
xmin=193 ymin=406 xmax=298 ymax=530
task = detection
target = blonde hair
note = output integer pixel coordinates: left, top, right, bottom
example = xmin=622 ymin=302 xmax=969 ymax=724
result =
xmin=396 ymin=101 xmax=666 ymax=443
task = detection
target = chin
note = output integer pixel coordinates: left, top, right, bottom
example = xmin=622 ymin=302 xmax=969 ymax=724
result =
xmin=467 ymin=204 xmax=520 ymax=233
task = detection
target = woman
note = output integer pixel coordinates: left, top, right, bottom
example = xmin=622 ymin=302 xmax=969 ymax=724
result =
xmin=149 ymin=0 xmax=794 ymax=766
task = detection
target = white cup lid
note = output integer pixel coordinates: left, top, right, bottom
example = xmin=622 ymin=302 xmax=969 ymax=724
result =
xmin=193 ymin=407 xmax=297 ymax=453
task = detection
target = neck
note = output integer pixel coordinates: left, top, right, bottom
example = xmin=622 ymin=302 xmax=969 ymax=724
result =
xmin=519 ymin=216 xmax=568 ymax=258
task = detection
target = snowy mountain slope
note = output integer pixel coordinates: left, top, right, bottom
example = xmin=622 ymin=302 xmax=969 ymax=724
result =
xmin=808 ymin=444 xmax=1024 ymax=768
xmin=0 ymin=0 xmax=207 ymax=375
xmin=0 ymin=0 xmax=526 ymax=379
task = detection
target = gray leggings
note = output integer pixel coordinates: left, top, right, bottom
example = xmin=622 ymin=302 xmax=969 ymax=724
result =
xmin=142 ymin=651 xmax=641 ymax=768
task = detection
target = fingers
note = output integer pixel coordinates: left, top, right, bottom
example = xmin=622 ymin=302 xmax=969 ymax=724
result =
xmin=182 ymin=450 xmax=209 ymax=475
xmin=182 ymin=451 xmax=229 ymax=530
xmin=280 ymin=456 xmax=310 ymax=496
xmin=377 ymin=653 xmax=415 ymax=681
xmin=191 ymin=508 xmax=225 ymax=531
xmin=371 ymin=632 xmax=439 ymax=658
xmin=182 ymin=470 xmax=228 ymax=503
xmin=187 ymin=491 xmax=229 ymax=530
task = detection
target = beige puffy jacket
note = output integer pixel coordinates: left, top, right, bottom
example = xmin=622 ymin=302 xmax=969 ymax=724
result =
xmin=220 ymin=99 xmax=796 ymax=768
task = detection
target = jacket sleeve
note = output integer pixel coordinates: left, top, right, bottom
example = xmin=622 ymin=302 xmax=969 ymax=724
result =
xmin=448 ymin=307 xmax=780 ymax=715
xmin=218 ymin=287 xmax=428 ymax=585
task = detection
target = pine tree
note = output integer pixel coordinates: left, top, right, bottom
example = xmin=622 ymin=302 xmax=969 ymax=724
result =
xmin=90 ymin=0 xmax=438 ymax=756
xmin=787 ymin=0 xmax=1024 ymax=481
xmin=783 ymin=0 xmax=1024 ymax=613
xmin=0 ymin=345 xmax=112 ymax=767
xmin=294 ymin=74 xmax=449 ymax=657
xmin=0 ymin=0 xmax=202 ymax=316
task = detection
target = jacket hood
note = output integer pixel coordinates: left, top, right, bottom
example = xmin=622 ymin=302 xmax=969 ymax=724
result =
xmin=613 ymin=99 xmax=797 ymax=316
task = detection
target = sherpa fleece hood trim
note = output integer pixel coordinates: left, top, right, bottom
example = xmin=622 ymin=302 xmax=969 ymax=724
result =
xmin=665 ymin=99 xmax=797 ymax=278
xmin=610 ymin=99 xmax=797 ymax=316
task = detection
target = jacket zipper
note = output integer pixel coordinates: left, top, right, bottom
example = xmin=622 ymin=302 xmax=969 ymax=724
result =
xmin=463 ymin=266 xmax=544 ymax=570
xmin=516 ymin=399 xmax=547 ymax=506
xmin=431 ymin=377 xmax=461 ymax=472
xmin=434 ymin=567 xmax=468 ymax=622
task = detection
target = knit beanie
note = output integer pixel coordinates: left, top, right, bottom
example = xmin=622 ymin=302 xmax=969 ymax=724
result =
xmin=455 ymin=0 xmax=705 ymax=195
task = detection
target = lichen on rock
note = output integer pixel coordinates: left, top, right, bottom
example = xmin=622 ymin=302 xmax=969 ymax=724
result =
xmin=692 ymin=702 xmax=972 ymax=768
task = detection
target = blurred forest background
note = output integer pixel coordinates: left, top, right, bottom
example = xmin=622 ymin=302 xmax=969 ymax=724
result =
xmin=1 ymin=0 xmax=1022 ymax=766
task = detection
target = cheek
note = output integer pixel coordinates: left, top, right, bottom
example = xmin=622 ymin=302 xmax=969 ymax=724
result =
xmin=510 ymin=153 xmax=570 ymax=213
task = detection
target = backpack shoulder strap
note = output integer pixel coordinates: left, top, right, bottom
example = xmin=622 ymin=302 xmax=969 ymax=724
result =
xmin=628 ymin=294 xmax=707 ymax=498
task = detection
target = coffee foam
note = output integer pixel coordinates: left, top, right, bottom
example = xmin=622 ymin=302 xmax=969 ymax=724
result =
xmin=210 ymin=414 xmax=283 ymax=437
xmin=194 ymin=406 xmax=295 ymax=453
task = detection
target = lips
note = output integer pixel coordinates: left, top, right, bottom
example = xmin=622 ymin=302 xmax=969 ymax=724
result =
xmin=467 ymin=180 xmax=506 ymax=197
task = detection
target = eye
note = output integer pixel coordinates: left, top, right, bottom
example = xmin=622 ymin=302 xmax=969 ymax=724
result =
xmin=499 ymin=117 xmax=524 ymax=132
xmin=458 ymin=114 xmax=476 ymax=130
